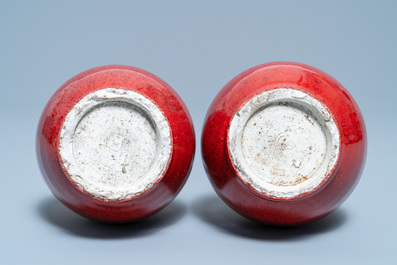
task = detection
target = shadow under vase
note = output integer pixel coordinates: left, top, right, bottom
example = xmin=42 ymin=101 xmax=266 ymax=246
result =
xmin=37 ymin=196 xmax=187 ymax=239
xmin=191 ymin=194 xmax=348 ymax=241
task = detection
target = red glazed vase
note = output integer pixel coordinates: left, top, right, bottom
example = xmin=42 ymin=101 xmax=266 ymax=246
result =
xmin=202 ymin=62 xmax=366 ymax=226
xmin=37 ymin=65 xmax=195 ymax=223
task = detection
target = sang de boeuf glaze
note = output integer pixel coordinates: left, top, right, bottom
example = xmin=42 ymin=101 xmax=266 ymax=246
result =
xmin=202 ymin=62 xmax=366 ymax=226
xmin=37 ymin=65 xmax=195 ymax=223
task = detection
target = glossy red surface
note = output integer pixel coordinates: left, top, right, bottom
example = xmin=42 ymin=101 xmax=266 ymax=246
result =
xmin=202 ymin=62 xmax=366 ymax=226
xmin=37 ymin=65 xmax=195 ymax=223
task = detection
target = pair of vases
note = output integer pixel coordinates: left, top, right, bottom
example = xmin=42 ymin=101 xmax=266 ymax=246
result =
xmin=37 ymin=62 xmax=366 ymax=226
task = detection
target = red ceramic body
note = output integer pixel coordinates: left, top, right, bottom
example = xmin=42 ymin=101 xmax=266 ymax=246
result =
xmin=37 ymin=65 xmax=195 ymax=223
xmin=202 ymin=62 xmax=366 ymax=226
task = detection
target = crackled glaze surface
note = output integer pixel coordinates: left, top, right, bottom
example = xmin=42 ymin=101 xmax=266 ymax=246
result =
xmin=59 ymin=88 xmax=172 ymax=200
xmin=202 ymin=62 xmax=366 ymax=225
xmin=37 ymin=65 xmax=195 ymax=223
xmin=228 ymin=88 xmax=340 ymax=198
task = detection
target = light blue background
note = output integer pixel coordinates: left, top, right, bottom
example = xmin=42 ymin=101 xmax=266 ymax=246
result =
xmin=1 ymin=0 xmax=396 ymax=264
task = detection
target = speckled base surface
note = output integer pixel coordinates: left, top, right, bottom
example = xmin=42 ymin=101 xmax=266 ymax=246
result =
xmin=228 ymin=88 xmax=339 ymax=198
xmin=59 ymin=88 xmax=172 ymax=200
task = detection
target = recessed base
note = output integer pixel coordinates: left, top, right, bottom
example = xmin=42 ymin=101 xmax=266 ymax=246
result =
xmin=228 ymin=88 xmax=340 ymax=198
xmin=58 ymin=88 xmax=172 ymax=200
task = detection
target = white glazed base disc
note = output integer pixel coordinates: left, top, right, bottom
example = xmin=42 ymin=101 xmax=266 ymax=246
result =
xmin=58 ymin=88 xmax=172 ymax=200
xmin=228 ymin=88 xmax=340 ymax=198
